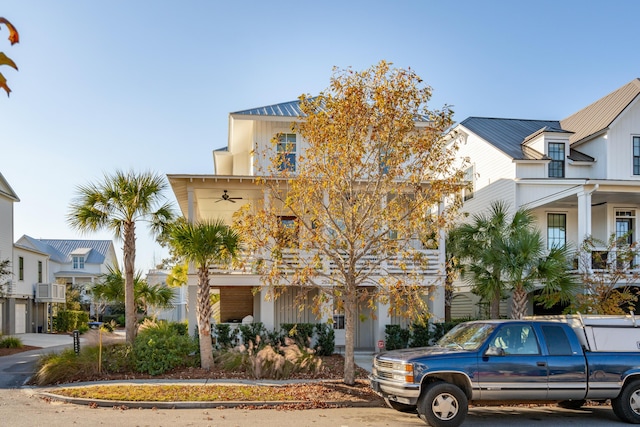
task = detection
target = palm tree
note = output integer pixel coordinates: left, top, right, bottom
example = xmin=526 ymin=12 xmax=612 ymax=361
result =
xmin=68 ymin=170 xmax=174 ymax=344
xmin=165 ymin=219 xmax=241 ymax=370
xmin=92 ymin=265 xmax=174 ymax=320
xmin=450 ymin=201 xmax=575 ymax=319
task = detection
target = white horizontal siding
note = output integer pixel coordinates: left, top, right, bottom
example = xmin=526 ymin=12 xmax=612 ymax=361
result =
xmin=607 ymin=99 xmax=640 ymax=180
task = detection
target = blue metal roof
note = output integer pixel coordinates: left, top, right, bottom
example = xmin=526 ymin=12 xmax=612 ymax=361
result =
xmin=231 ymin=100 xmax=305 ymax=117
xmin=25 ymin=237 xmax=114 ymax=264
xmin=460 ymin=117 xmax=562 ymax=160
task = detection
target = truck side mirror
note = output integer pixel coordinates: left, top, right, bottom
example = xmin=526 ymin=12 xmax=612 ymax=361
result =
xmin=485 ymin=346 xmax=505 ymax=357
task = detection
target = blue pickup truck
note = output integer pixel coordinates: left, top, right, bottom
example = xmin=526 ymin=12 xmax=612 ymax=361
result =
xmin=370 ymin=317 xmax=640 ymax=427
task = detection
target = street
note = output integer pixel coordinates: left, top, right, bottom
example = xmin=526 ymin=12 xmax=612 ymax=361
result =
xmin=0 ymin=388 xmax=626 ymax=427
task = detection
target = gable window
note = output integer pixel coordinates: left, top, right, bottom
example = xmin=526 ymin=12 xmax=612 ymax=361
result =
xmin=547 ymin=213 xmax=566 ymax=249
xmin=463 ymin=166 xmax=475 ymax=201
xmin=548 ymin=143 xmax=565 ymax=178
xmin=38 ymin=261 xmax=43 ymax=283
xmin=276 ymin=133 xmax=296 ymax=172
xmin=633 ymin=136 xmax=640 ymax=175
xmin=18 ymin=256 xmax=24 ymax=281
xmin=73 ymin=256 xmax=85 ymax=269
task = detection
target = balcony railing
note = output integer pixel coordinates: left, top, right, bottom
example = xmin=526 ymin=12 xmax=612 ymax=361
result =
xmin=35 ymin=282 xmax=66 ymax=303
xmin=209 ymin=248 xmax=442 ymax=277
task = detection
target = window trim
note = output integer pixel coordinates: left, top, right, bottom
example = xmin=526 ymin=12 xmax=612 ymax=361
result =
xmin=633 ymin=136 xmax=640 ymax=176
xmin=547 ymin=212 xmax=567 ymax=249
xmin=463 ymin=165 xmax=475 ymax=201
xmin=72 ymin=256 xmax=85 ymax=269
xmin=548 ymin=142 xmax=565 ymax=178
xmin=276 ymin=133 xmax=297 ymax=172
xmin=18 ymin=256 xmax=24 ymax=281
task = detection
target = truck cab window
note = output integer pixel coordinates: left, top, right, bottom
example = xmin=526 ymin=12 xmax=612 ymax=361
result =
xmin=542 ymin=325 xmax=572 ymax=355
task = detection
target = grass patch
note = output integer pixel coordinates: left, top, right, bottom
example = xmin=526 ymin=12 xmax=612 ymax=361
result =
xmin=0 ymin=336 xmax=23 ymax=348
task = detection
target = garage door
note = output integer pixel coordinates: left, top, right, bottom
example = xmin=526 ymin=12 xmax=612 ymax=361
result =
xmin=15 ymin=303 xmax=26 ymax=334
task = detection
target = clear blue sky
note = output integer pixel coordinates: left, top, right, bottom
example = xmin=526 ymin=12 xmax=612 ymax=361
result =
xmin=2 ymin=0 xmax=640 ymax=271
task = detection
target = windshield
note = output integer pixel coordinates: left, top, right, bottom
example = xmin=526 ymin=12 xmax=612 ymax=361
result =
xmin=438 ymin=323 xmax=496 ymax=351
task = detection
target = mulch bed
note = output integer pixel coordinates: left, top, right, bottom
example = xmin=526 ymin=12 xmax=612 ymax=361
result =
xmin=0 ymin=345 xmax=41 ymax=356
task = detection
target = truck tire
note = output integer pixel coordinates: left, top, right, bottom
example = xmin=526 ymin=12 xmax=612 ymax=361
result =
xmin=612 ymin=379 xmax=640 ymax=424
xmin=557 ymin=399 xmax=586 ymax=410
xmin=384 ymin=398 xmax=417 ymax=413
xmin=418 ymin=381 xmax=468 ymax=427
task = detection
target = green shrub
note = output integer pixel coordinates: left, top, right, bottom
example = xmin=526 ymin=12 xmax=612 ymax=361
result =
xmin=384 ymin=325 xmax=410 ymax=350
xmin=409 ymin=322 xmax=432 ymax=347
xmin=314 ymin=323 xmax=335 ymax=356
xmin=0 ymin=336 xmax=23 ymax=349
xmin=280 ymin=323 xmax=315 ymax=348
xmin=53 ymin=310 xmax=89 ymax=333
xmin=169 ymin=322 xmax=188 ymax=336
xmin=238 ymin=322 xmax=267 ymax=347
xmin=133 ymin=321 xmax=198 ymax=375
xmin=214 ymin=323 xmax=238 ymax=349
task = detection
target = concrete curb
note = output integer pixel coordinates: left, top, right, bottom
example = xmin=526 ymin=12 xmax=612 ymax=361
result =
xmin=29 ymin=379 xmax=385 ymax=410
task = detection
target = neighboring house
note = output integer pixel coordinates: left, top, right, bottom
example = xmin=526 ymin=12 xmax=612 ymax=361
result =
xmin=0 ymin=172 xmax=22 ymax=334
xmin=145 ymin=269 xmax=187 ymax=322
xmin=15 ymin=236 xmax=118 ymax=330
xmin=450 ymin=78 xmax=640 ymax=318
xmin=168 ymin=101 xmax=447 ymax=350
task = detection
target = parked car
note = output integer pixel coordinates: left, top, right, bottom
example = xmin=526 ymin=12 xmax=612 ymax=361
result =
xmin=370 ymin=315 xmax=640 ymax=427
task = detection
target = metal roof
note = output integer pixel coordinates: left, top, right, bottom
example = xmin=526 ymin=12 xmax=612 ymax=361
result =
xmin=561 ymin=78 xmax=640 ymax=144
xmin=231 ymin=100 xmax=305 ymax=117
xmin=23 ymin=237 xmax=114 ymax=264
xmin=0 ymin=172 xmax=19 ymax=202
xmin=459 ymin=117 xmax=562 ymax=159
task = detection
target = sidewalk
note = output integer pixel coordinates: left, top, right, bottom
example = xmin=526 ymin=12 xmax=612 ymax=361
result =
xmin=14 ymin=333 xmax=75 ymax=349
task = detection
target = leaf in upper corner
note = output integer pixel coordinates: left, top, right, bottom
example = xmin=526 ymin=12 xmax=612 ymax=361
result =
xmin=0 ymin=18 xmax=19 ymax=45
xmin=0 ymin=72 xmax=11 ymax=96
xmin=0 ymin=52 xmax=17 ymax=70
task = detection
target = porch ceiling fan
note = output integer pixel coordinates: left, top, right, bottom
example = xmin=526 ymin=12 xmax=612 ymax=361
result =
xmin=215 ymin=190 xmax=243 ymax=203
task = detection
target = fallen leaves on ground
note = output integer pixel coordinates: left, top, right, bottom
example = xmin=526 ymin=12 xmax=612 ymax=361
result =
xmin=53 ymin=380 xmax=381 ymax=405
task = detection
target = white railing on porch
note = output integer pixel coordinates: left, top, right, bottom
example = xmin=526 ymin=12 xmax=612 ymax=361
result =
xmin=209 ymin=248 xmax=442 ymax=276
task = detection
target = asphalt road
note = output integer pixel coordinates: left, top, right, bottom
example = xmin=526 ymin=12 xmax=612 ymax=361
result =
xmin=0 ymin=345 xmax=71 ymax=388
xmin=0 ymin=389 xmax=627 ymax=427
xmin=0 ymin=341 xmax=627 ymax=426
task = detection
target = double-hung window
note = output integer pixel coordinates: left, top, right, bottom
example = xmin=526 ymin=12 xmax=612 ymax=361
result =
xmin=276 ymin=133 xmax=296 ymax=172
xmin=547 ymin=213 xmax=566 ymax=249
xmin=548 ymin=143 xmax=565 ymax=178
xmin=633 ymin=136 xmax=640 ymax=175
xmin=73 ymin=256 xmax=85 ymax=269
xmin=463 ymin=166 xmax=475 ymax=201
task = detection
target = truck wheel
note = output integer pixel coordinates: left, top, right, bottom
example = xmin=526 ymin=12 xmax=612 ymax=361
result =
xmin=557 ymin=399 xmax=585 ymax=410
xmin=612 ymin=379 xmax=640 ymax=423
xmin=384 ymin=398 xmax=417 ymax=413
xmin=418 ymin=381 xmax=468 ymax=427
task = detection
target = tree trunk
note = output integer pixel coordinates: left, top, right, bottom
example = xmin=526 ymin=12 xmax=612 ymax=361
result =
xmin=490 ymin=295 xmax=500 ymax=319
xmin=511 ymin=286 xmax=528 ymax=319
xmin=197 ymin=267 xmax=214 ymax=370
xmin=343 ymin=286 xmax=356 ymax=386
xmin=123 ymin=222 xmax=137 ymax=345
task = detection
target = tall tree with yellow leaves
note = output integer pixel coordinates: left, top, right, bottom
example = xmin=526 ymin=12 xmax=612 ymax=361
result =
xmin=0 ymin=17 xmax=19 ymax=96
xmin=235 ymin=61 xmax=466 ymax=385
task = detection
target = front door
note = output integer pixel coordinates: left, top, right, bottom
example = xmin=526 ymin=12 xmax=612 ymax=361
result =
xmin=477 ymin=323 xmax=548 ymax=400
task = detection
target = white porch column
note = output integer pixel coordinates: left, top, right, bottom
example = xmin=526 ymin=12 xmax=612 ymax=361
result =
xmin=259 ymin=288 xmax=275 ymax=331
xmin=427 ymin=199 xmax=446 ymax=322
xmin=577 ymin=187 xmax=593 ymax=244
xmin=186 ymin=184 xmax=198 ymax=335
xmin=377 ymin=300 xmax=391 ymax=351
